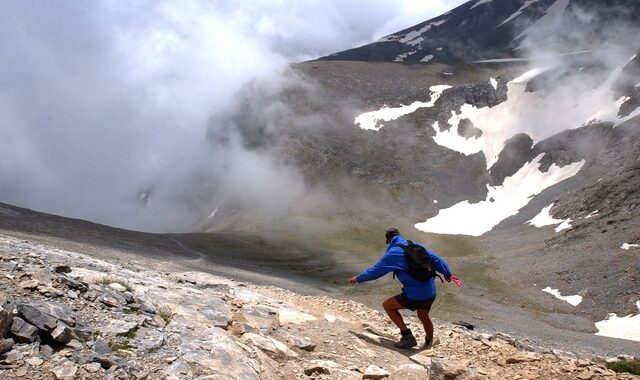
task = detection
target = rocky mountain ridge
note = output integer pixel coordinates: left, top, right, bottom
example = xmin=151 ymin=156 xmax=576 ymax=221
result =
xmin=0 ymin=234 xmax=638 ymax=379
xmin=322 ymin=0 xmax=640 ymax=63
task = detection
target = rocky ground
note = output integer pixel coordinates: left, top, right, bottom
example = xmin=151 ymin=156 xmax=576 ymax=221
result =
xmin=0 ymin=234 xmax=637 ymax=380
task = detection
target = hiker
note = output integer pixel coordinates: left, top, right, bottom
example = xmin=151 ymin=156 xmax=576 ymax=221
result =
xmin=349 ymin=227 xmax=462 ymax=349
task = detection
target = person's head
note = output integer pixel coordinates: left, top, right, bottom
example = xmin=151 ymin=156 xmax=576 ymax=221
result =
xmin=385 ymin=227 xmax=400 ymax=244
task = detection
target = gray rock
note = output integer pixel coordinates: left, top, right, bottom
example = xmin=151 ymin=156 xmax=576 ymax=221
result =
xmin=25 ymin=356 xmax=44 ymax=366
xmin=66 ymin=339 xmax=84 ymax=349
xmin=33 ymin=268 xmax=53 ymax=286
xmin=10 ymin=317 xmax=39 ymax=343
xmin=200 ymin=308 xmax=231 ymax=328
xmin=39 ymin=344 xmax=54 ymax=358
xmin=16 ymin=304 xmax=59 ymax=331
xmin=287 ymin=334 xmax=316 ymax=351
xmin=58 ymin=275 xmax=88 ymax=291
xmin=1 ymin=348 xmax=24 ymax=364
xmin=84 ymin=362 xmax=102 ymax=373
xmin=53 ymin=265 xmax=72 ymax=274
xmin=304 ymin=359 xmax=340 ymax=376
xmin=19 ymin=280 xmax=39 ymax=290
xmin=0 ymin=307 xmax=11 ymax=337
xmin=92 ymin=339 xmax=112 ymax=356
xmin=0 ymin=338 xmax=14 ymax=354
xmin=51 ymin=360 xmax=78 ymax=379
xmin=67 ymin=290 xmax=79 ymax=299
xmin=389 ymin=364 xmax=430 ymax=380
xmin=363 ymin=364 xmax=390 ymax=379
xmin=71 ymin=325 xmax=93 ymax=341
xmin=52 ymin=322 xmax=74 ymax=343
xmin=430 ymin=358 xmax=466 ymax=380
xmin=100 ymin=320 xmax=139 ymax=337
xmin=99 ymin=289 xmax=127 ymax=308
xmin=32 ymin=301 xmax=76 ymax=326
xmin=135 ymin=327 xmax=165 ymax=352
xmin=242 ymin=333 xmax=298 ymax=358
xmin=134 ymin=297 xmax=157 ymax=314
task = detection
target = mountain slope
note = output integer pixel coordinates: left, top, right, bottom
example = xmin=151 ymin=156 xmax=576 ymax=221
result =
xmin=321 ymin=0 xmax=640 ymax=63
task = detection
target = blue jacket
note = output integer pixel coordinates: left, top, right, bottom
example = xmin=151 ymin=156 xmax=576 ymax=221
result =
xmin=356 ymin=235 xmax=452 ymax=301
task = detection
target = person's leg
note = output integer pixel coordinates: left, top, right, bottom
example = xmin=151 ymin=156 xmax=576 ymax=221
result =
xmin=382 ymin=297 xmax=408 ymax=330
xmin=416 ymin=308 xmax=433 ymax=341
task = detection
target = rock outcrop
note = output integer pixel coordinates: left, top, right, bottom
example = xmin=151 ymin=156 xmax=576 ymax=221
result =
xmin=0 ymin=234 xmax=637 ymax=379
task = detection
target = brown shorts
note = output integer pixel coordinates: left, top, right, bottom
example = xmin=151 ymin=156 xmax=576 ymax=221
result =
xmin=395 ymin=294 xmax=435 ymax=311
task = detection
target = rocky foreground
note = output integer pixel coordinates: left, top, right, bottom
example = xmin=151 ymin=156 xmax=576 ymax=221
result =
xmin=0 ymin=234 xmax=637 ymax=380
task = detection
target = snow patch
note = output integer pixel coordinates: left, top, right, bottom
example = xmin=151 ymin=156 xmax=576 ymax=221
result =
xmin=208 ymin=204 xmax=220 ymax=219
xmin=354 ymin=85 xmax=452 ymax=131
xmin=443 ymin=72 xmax=454 ymax=76
xmin=420 ymin=54 xmax=434 ymax=63
xmin=383 ymin=19 xmax=449 ymax=46
xmin=433 ymin=200 xmax=438 ymax=204
xmin=621 ymin=243 xmax=640 ymax=250
xmin=490 ymin=78 xmax=498 ymax=89
xmin=432 ymin=120 xmax=482 ymax=156
xmin=430 ymin=63 xmax=627 ymax=168
xmin=471 ymin=0 xmax=494 ymax=9
xmin=394 ymin=50 xmax=417 ymax=62
xmin=415 ymin=154 xmax=585 ymax=236
xmin=554 ymin=219 xmax=572 ymax=232
xmin=584 ymin=210 xmax=598 ymax=219
xmin=496 ymin=0 xmax=541 ymax=27
xmin=517 ymin=0 xmax=570 ymax=40
xmin=527 ymin=204 xmax=563 ymax=227
xmin=542 ymin=287 xmax=582 ymax=306
xmin=595 ymin=307 xmax=640 ymax=342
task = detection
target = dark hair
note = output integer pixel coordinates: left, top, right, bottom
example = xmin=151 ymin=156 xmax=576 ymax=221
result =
xmin=385 ymin=228 xmax=400 ymax=244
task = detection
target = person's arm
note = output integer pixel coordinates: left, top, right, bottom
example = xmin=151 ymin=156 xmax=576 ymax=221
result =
xmin=427 ymin=249 xmax=452 ymax=279
xmin=353 ymin=252 xmax=397 ymax=283
xmin=427 ymin=249 xmax=463 ymax=286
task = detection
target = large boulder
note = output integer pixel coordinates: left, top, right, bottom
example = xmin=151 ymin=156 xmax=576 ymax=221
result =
xmin=16 ymin=304 xmax=57 ymax=331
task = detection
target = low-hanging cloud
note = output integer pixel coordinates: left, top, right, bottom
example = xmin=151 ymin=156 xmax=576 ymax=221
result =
xmin=0 ymin=0 xmax=465 ymax=232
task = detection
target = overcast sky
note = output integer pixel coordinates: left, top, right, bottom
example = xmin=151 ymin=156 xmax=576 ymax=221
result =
xmin=0 ymin=0 xmax=468 ymax=231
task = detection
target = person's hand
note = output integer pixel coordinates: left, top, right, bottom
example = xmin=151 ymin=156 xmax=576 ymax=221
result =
xmin=446 ymin=275 xmax=463 ymax=287
xmin=349 ymin=276 xmax=357 ymax=284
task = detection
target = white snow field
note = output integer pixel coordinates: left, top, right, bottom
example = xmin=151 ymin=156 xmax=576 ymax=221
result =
xmin=354 ymin=85 xmax=451 ymax=131
xmin=528 ymin=203 xmax=563 ymax=227
xmin=542 ymin=287 xmax=583 ymax=306
xmin=595 ymin=302 xmax=640 ymax=342
xmin=415 ymin=154 xmax=584 ymax=236
xmin=430 ymin=60 xmax=634 ymax=169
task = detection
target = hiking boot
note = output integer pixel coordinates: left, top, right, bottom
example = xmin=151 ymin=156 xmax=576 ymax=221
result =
xmin=393 ymin=333 xmax=417 ymax=349
xmin=421 ymin=335 xmax=440 ymax=350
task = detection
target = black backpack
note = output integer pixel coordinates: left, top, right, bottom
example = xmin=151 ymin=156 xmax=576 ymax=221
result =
xmin=396 ymin=241 xmax=443 ymax=283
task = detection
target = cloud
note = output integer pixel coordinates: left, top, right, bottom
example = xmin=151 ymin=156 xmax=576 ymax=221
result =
xmin=0 ymin=0 xmax=461 ymax=232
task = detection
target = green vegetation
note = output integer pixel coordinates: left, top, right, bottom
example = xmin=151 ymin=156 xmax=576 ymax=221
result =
xmin=158 ymin=306 xmax=175 ymax=324
xmin=606 ymin=359 xmax=640 ymax=375
xmin=109 ymin=339 xmax=130 ymax=351
xmin=95 ymin=276 xmax=134 ymax=292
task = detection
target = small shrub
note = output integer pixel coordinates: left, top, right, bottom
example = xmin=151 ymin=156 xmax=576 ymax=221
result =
xmin=95 ymin=276 xmax=134 ymax=292
xmin=158 ymin=305 xmax=175 ymax=324
xmin=606 ymin=359 xmax=640 ymax=375
xmin=109 ymin=339 xmax=130 ymax=351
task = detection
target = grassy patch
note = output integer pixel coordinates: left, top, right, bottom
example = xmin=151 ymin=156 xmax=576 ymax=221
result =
xmin=606 ymin=359 xmax=640 ymax=375
xmin=95 ymin=276 xmax=134 ymax=292
xmin=109 ymin=339 xmax=130 ymax=351
xmin=158 ymin=305 xmax=175 ymax=324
